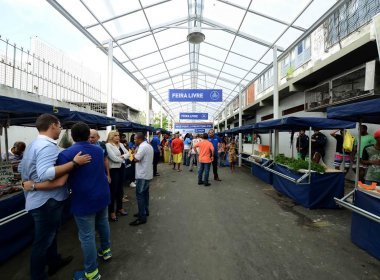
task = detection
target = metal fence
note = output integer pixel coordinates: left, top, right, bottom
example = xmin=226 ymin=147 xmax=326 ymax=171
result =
xmin=324 ymin=0 xmax=380 ymax=49
xmin=0 ymin=35 xmax=104 ymax=110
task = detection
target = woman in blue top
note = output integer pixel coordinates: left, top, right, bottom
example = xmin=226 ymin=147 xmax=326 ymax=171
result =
xmin=183 ymin=133 xmax=192 ymax=166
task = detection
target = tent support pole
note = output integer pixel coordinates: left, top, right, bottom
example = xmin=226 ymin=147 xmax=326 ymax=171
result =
xmin=106 ymin=39 xmax=113 ymax=134
xmin=308 ymin=126 xmax=312 ymax=184
xmin=355 ymin=120 xmax=362 ymax=188
xmin=4 ymin=124 xmax=9 ymax=161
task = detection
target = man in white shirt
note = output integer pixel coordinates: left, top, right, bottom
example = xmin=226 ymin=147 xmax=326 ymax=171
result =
xmin=130 ymin=132 xmax=154 ymax=226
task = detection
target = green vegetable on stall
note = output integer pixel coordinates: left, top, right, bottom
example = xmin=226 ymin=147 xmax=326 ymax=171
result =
xmin=275 ymin=154 xmax=325 ymax=173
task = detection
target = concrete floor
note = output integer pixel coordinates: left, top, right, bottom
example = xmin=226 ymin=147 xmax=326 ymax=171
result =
xmin=1 ymin=163 xmax=380 ymax=280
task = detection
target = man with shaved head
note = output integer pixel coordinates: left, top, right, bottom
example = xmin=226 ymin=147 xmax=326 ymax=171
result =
xmin=89 ymin=129 xmax=111 ymax=183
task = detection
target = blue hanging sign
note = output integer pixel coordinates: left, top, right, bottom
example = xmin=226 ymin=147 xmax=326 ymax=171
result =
xmin=169 ymin=89 xmax=222 ymax=102
xmin=180 ymin=112 xmax=208 ymax=120
xmin=174 ymin=123 xmax=213 ymax=129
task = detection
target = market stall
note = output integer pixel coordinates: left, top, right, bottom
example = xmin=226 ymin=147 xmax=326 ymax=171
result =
xmin=327 ymin=98 xmax=380 ymax=260
xmin=0 ymin=98 xmax=118 ymax=263
xmin=252 ymin=116 xmax=356 ymax=209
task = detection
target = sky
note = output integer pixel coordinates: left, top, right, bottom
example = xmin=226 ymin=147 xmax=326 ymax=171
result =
xmin=0 ymin=0 xmax=147 ymax=111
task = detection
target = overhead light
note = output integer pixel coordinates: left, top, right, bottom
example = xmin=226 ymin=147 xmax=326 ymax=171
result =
xmin=187 ymin=28 xmax=205 ymax=44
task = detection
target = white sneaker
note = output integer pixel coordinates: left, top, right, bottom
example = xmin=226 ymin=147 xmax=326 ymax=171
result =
xmin=130 ymin=182 xmax=136 ymax=188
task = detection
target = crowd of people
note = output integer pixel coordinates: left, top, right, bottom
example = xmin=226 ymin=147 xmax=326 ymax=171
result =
xmin=295 ymin=125 xmax=380 ymax=185
xmin=3 ymin=114 xmax=379 ymax=280
xmin=16 ymin=114 xmax=154 ymax=280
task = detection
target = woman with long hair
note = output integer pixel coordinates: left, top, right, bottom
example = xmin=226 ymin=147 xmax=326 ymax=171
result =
xmin=106 ymin=130 xmax=130 ymax=221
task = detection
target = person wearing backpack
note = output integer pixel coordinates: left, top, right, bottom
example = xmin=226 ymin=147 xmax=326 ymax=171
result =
xmin=330 ymin=129 xmax=351 ymax=172
xmin=311 ymin=129 xmax=327 ymax=164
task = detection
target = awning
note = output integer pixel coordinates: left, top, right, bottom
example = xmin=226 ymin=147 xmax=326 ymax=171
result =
xmin=256 ymin=116 xmax=356 ymax=131
xmin=61 ymin=111 xmax=116 ymax=129
xmin=116 ymin=121 xmax=154 ymax=132
xmin=0 ymin=95 xmax=70 ymax=126
xmin=327 ymin=98 xmax=380 ymax=124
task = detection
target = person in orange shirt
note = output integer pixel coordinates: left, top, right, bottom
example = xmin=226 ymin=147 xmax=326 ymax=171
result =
xmin=171 ymin=134 xmax=184 ymax=172
xmin=194 ymin=133 xmax=214 ymax=186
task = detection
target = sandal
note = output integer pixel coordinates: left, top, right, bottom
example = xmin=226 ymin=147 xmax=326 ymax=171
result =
xmin=117 ymin=209 xmax=128 ymax=216
xmin=109 ymin=213 xmax=118 ymax=222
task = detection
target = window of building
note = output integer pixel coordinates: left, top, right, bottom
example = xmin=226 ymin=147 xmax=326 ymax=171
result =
xmin=282 ymin=104 xmax=305 ymax=116
xmin=261 ymin=113 xmax=273 ymax=121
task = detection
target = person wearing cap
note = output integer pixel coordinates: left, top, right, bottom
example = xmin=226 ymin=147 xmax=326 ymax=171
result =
xmin=361 ymin=129 xmax=380 ymax=185
xmin=352 ymin=125 xmax=377 ymax=182
xmin=151 ymin=131 xmax=161 ymax=176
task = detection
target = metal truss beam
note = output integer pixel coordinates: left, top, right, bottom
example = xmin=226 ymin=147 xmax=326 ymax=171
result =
xmin=204 ymin=42 xmax=268 ymax=66
xmin=85 ymin=0 xmax=173 ymax=29
xmin=200 ymin=17 xmax=284 ymax=51
xmin=101 ymin=17 xmax=192 ymax=45
xmin=216 ymin=0 xmax=306 ymax=32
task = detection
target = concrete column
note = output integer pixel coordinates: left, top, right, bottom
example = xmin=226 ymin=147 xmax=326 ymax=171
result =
xmin=160 ymin=105 xmax=163 ymax=128
xmin=273 ymin=46 xmax=279 ymax=157
xmin=224 ymin=107 xmax=227 ymax=131
xmin=106 ymin=40 xmax=113 ymax=134
xmin=238 ymin=86 xmax=243 ymax=167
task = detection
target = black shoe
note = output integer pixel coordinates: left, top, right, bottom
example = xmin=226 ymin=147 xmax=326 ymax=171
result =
xmin=204 ymin=183 xmax=211 ymax=187
xmin=198 ymin=181 xmax=204 ymax=185
xmin=48 ymin=256 xmax=74 ymax=276
xmin=133 ymin=212 xmax=149 ymax=218
xmin=154 ymin=173 xmax=160 ymax=176
xmin=129 ymin=219 xmax=146 ymax=226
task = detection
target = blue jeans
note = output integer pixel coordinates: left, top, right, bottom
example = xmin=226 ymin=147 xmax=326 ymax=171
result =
xmin=183 ymin=150 xmax=190 ymax=165
xmin=198 ymin=163 xmax=211 ymax=184
xmin=74 ymin=207 xmax=110 ymax=273
xmin=29 ymin=198 xmax=65 ymax=280
xmin=136 ymin=179 xmax=150 ymax=222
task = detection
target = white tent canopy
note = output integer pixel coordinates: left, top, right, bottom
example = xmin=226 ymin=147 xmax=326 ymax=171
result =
xmin=47 ymin=0 xmax=338 ymax=121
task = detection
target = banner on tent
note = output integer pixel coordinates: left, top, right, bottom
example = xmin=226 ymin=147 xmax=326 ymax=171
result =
xmin=179 ymin=113 xmax=208 ymax=120
xmin=169 ymin=89 xmax=222 ymax=102
xmin=174 ymin=123 xmax=213 ymax=134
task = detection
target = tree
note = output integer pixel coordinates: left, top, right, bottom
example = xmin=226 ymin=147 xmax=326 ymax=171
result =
xmin=152 ymin=114 xmax=169 ymax=130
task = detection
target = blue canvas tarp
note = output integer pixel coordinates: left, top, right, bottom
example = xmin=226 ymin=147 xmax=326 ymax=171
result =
xmin=327 ymin=98 xmax=380 ymax=124
xmin=272 ymin=164 xmax=345 ymax=209
xmin=256 ymin=117 xmax=356 ymax=131
xmin=351 ymin=189 xmax=380 ymax=260
xmin=116 ymin=121 xmax=153 ymax=132
xmin=0 ymin=95 xmax=70 ymax=126
xmin=60 ymin=111 xmax=116 ymax=128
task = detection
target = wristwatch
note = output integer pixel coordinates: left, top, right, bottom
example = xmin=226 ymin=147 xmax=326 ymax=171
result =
xmin=30 ymin=183 xmax=37 ymax=191
xmin=72 ymin=160 xmax=79 ymax=168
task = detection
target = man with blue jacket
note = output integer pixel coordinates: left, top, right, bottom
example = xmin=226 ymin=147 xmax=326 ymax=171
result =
xmin=208 ymin=129 xmax=222 ymax=181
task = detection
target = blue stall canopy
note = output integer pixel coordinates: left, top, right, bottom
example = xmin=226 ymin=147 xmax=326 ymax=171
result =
xmin=256 ymin=117 xmax=356 ymax=131
xmin=116 ymin=121 xmax=153 ymax=132
xmin=60 ymin=111 xmax=116 ymax=129
xmin=327 ymin=98 xmax=380 ymax=124
xmin=233 ymin=124 xmax=256 ymax=134
xmin=0 ymin=95 xmax=70 ymax=126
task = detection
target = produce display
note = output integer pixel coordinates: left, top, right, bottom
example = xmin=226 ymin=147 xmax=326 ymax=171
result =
xmin=275 ymin=154 xmax=326 ymax=173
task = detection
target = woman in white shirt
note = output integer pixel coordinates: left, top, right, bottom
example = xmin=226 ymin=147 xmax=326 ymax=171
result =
xmin=106 ymin=131 xmax=130 ymax=221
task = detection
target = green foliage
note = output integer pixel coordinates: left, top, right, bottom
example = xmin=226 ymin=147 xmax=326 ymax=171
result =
xmin=152 ymin=114 xmax=169 ymax=130
xmin=275 ymin=154 xmax=325 ymax=173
